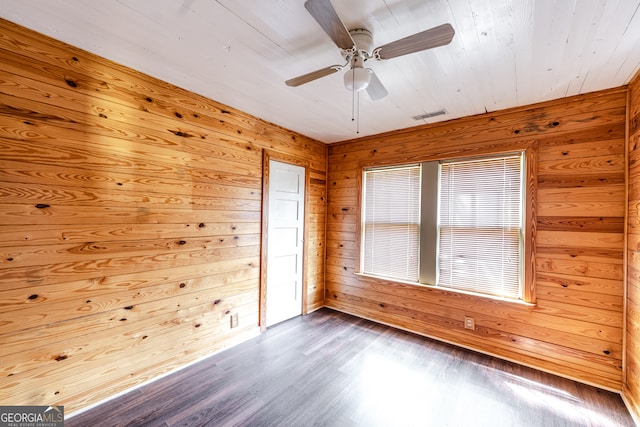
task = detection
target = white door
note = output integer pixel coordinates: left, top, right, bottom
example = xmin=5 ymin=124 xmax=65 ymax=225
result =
xmin=266 ymin=160 xmax=305 ymax=326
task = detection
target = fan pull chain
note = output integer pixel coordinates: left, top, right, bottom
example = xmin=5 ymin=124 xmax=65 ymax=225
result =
xmin=351 ymin=68 xmax=356 ymax=123
xmin=349 ymin=68 xmax=360 ymax=134
xmin=356 ymin=91 xmax=360 ymax=134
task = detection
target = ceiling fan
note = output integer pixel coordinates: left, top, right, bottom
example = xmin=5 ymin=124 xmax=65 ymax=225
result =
xmin=285 ymin=0 xmax=455 ymax=101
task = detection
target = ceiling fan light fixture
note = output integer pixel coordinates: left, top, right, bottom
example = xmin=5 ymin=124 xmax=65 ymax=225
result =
xmin=344 ymin=67 xmax=371 ymax=92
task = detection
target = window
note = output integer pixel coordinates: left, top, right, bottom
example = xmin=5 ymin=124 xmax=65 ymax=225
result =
xmin=438 ymin=154 xmax=523 ymax=299
xmin=361 ymin=165 xmax=421 ymax=281
xmin=360 ymin=152 xmax=527 ymax=301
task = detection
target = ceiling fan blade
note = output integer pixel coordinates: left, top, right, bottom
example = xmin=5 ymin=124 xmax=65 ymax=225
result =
xmin=285 ymin=65 xmax=343 ymax=87
xmin=366 ymin=70 xmax=388 ymax=101
xmin=374 ymin=23 xmax=455 ymax=60
xmin=304 ymin=0 xmax=355 ymax=50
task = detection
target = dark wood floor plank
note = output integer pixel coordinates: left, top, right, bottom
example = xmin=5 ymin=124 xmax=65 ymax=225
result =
xmin=66 ymin=308 xmax=634 ymax=427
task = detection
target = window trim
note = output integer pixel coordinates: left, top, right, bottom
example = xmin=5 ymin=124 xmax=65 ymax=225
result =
xmin=355 ymin=143 xmax=537 ymax=304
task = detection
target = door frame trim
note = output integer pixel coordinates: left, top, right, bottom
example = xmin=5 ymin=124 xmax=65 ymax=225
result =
xmin=260 ymin=150 xmax=310 ymax=332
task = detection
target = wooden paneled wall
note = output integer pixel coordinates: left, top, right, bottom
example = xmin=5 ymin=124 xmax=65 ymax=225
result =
xmin=625 ymin=70 xmax=640 ymax=421
xmin=1 ymin=13 xmax=637 ymax=418
xmin=326 ymin=88 xmax=627 ymax=390
xmin=0 ymin=18 xmax=326 ymax=414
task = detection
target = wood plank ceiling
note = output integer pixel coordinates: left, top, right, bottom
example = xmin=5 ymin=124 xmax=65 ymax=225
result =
xmin=1 ymin=0 xmax=640 ymax=143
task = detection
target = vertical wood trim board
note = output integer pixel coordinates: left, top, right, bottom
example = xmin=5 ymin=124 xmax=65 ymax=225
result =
xmin=0 ymin=18 xmax=326 ymax=414
xmin=326 ymin=87 xmax=628 ymax=391
xmin=624 ymin=68 xmax=640 ymax=423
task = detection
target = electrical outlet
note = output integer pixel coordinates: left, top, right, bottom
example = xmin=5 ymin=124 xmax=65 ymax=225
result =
xmin=464 ymin=316 xmax=475 ymax=330
xmin=230 ymin=313 xmax=239 ymax=328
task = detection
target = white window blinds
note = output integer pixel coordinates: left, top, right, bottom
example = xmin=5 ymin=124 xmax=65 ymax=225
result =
xmin=438 ymin=154 xmax=523 ymax=299
xmin=362 ymin=165 xmax=421 ymax=282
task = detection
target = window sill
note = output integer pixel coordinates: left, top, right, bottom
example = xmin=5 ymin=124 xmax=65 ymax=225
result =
xmin=355 ymin=272 xmax=536 ymax=307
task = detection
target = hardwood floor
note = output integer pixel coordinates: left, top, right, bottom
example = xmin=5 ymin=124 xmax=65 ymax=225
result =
xmin=67 ymin=308 xmax=634 ymax=427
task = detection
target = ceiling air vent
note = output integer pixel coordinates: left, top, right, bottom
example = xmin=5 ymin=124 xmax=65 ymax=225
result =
xmin=412 ymin=109 xmax=448 ymax=121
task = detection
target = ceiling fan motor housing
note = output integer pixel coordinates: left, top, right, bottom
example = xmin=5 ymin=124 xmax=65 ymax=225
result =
xmin=348 ymin=28 xmax=373 ymax=56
